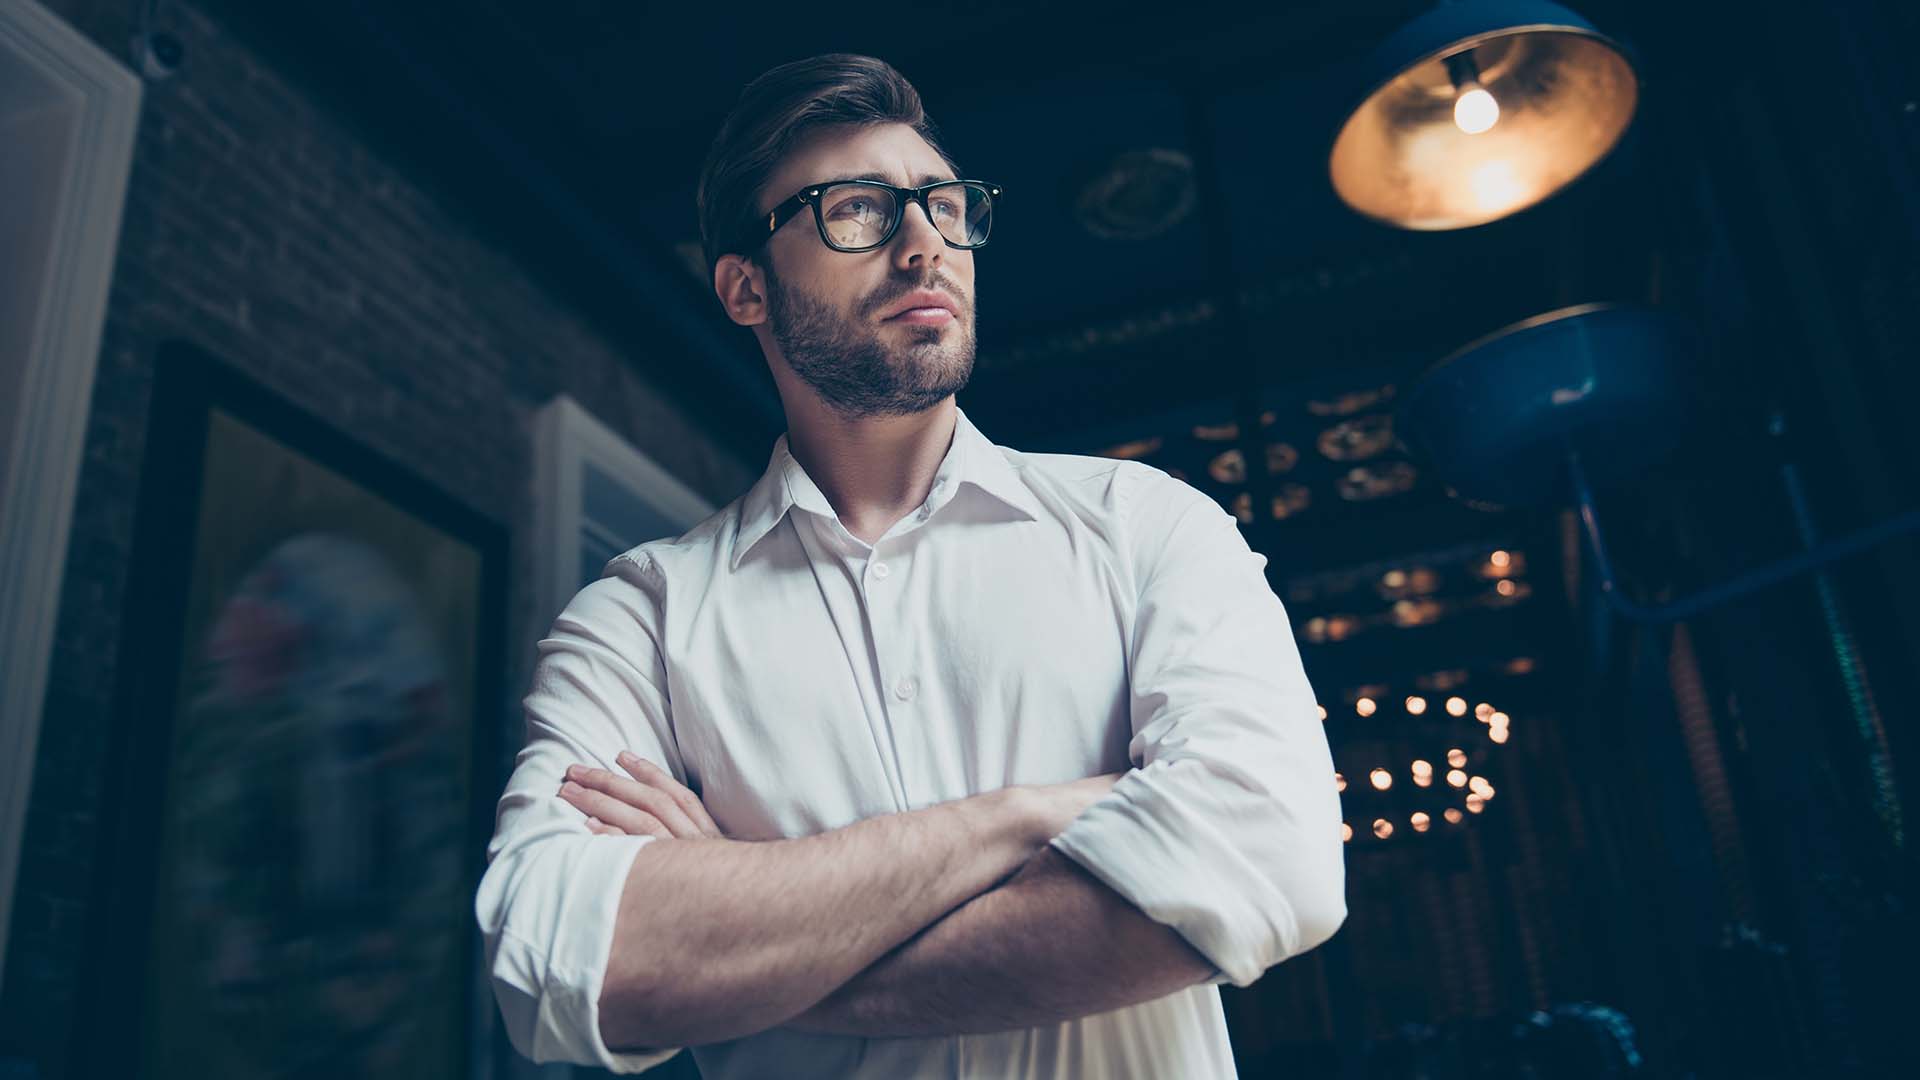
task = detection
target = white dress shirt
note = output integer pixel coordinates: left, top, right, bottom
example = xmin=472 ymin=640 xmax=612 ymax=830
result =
xmin=475 ymin=405 xmax=1347 ymax=1078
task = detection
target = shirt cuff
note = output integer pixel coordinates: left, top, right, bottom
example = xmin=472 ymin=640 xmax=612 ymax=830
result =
xmin=555 ymin=833 xmax=686 ymax=1073
xmin=1048 ymin=760 xmax=1300 ymax=987
xmin=488 ymin=830 xmax=684 ymax=1072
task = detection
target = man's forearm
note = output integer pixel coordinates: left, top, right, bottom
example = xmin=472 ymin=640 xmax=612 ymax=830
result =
xmin=599 ymin=785 xmax=1048 ymax=1050
xmin=782 ymin=845 xmax=1216 ymax=1038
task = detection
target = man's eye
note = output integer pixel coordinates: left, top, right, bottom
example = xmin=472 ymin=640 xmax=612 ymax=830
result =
xmin=829 ymin=198 xmax=876 ymax=219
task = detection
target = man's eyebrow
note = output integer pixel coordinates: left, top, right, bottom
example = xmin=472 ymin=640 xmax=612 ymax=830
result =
xmin=839 ymin=171 xmax=958 ymax=187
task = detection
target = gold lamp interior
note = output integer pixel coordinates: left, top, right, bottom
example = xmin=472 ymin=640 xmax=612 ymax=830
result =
xmin=1331 ymin=29 xmax=1639 ymax=230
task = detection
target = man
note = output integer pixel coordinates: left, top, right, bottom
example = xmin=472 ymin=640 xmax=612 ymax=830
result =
xmin=475 ymin=53 xmax=1346 ymax=1078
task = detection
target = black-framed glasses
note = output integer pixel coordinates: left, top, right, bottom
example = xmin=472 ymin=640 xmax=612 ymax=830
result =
xmin=749 ymin=179 xmax=1002 ymax=254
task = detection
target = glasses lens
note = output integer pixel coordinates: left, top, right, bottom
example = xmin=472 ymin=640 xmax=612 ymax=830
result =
xmin=816 ymin=182 xmax=995 ymax=250
xmin=818 ymin=184 xmax=898 ymax=250
xmin=930 ymin=182 xmax=994 ymax=247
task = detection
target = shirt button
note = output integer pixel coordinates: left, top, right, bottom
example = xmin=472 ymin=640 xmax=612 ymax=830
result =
xmin=894 ymin=675 xmax=919 ymax=701
xmin=871 ymin=561 xmax=890 ymax=580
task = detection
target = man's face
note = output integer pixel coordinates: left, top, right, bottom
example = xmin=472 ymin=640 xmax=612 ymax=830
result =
xmin=741 ymin=123 xmax=978 ymax=420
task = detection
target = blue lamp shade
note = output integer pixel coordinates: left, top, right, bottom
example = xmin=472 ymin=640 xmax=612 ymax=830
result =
xmin=1330 ymin=0 xmax=1639 ymax=230
xmin=1395 ymin=303 xmax=1694 ymax=508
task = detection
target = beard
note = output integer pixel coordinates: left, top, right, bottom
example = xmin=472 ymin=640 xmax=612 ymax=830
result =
xmin=764 ymin=263 xmax=976 ymax=421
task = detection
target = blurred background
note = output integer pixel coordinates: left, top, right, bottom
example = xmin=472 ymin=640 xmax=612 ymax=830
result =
xmin=2 ymin=0 xmax=1917 ymax=1077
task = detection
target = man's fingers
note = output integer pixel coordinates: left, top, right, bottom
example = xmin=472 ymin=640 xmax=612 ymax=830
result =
xmin=617 ymin=753 xmax=724 ymax=838
xmin=562 ymin=765 xmax=705 ymax=838
xmin=584 ymin=816 xmax=627 ymax=836
xmin=561 ymin=781 xmax=670 ymax=838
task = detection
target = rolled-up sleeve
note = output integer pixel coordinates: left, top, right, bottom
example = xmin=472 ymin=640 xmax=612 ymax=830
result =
xmin=474 ymin=553 xmax=685 ymax=1073
xmin=1050 ymin=465 xmax=1347 ymax=987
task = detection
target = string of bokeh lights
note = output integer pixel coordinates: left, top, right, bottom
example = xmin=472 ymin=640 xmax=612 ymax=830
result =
xmin=1325 ymin=692 xmax=1512 ymax=844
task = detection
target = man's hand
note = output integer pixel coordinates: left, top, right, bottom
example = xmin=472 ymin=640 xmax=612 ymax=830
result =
xmin=562 ymin=756 xmax=1122 ymax=846
xmin=558 ymin=752 xmax=724 ymax=839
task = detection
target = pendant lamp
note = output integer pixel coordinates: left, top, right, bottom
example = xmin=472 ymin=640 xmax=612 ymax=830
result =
xmin=1330 ymin=0 xmax=1640 ymax=230
xmin=1396 ymin=304 xmax=1920 ymax=622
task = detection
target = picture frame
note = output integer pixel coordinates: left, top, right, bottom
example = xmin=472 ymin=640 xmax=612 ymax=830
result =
xmin=77 ymin=339 xmax=507 ymax=1080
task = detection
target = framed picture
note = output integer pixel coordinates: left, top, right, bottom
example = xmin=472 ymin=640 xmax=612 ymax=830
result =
xmin=78 ymin=340 xmax=506 ymax=1079
xmin=530 ymin=393 xmax=715 ymax=641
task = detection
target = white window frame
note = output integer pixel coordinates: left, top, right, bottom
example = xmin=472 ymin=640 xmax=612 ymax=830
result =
xmin=0 ymin=0 xmax=143 ymax=987
xmin=529 ymin=394 xmax=717 ymax=646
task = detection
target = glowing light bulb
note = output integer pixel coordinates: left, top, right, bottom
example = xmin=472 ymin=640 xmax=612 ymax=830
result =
xmin=1411 ymin=811 xmax=1431 ymax=832
xmin=1447 ymin=748 xmax=1467 ymax=768
xmin=1406 ymin=695 xmax=1427 ymax=715
xmin=1335 ymin=771 xmax=1347 ymax=792
xmin=1356 ymin=696 xmax=1377 ymax=717
xmin=1447 ymin=768 xmax=1468 ymax=788
xmin=1370 ymin=767 xmax=1393 ymax=791
xmin=1455 ymin=84 xmax=1500 ymax=134
xmin=1444 ymin=807 xmax=1464 ymax=824
xmin=1446 ymin=696 xmax=1468 ymax=717
xmin=1342 ymin=822 xmax=1354 ymax=842
xmin=1373 ymin=818 xmax=1394 ymax=839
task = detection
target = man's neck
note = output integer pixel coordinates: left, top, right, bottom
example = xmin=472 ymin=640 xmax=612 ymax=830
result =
xmin=784 ymin=398 xmax=959 ymax=545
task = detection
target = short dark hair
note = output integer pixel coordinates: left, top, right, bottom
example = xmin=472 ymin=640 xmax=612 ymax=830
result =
xmin=695 ymin=53 xmax=960 ymax=280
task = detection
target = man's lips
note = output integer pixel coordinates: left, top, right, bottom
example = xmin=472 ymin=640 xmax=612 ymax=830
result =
xmin=885 ymin=307 xmax=955 ymax=325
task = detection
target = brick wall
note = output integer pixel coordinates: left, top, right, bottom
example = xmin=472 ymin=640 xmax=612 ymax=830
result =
xmin=0 ymin=2 xmax=755 ymax=1075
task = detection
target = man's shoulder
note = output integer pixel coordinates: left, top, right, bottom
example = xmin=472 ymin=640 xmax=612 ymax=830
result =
xmin=1003 ymin=447 xmax=1205 ymax=518
xmin=603 ymin=492 xmax=748 ymax=582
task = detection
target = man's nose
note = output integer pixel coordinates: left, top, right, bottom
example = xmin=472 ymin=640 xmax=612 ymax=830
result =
xmin=892 ymin=200 xmax=945 ymax=268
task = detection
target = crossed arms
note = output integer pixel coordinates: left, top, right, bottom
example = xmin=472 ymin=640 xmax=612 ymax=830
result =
xmin=557 ymin=756 xmax=1219 ymax=1050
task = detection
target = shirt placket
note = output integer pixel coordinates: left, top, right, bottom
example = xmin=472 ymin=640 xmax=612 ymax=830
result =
xmin=859 ymin=536 xmax=929 ymax=809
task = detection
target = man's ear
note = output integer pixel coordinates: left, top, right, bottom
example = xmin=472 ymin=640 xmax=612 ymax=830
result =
xmin=713 ymin=253 xmax=769 ymax=327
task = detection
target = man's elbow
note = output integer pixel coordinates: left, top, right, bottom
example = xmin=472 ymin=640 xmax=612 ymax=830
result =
xmin=1288 ymin=881 xmax=1348 ymax=956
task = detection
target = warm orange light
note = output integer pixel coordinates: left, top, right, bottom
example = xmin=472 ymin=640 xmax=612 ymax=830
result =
xmin=1444 ymin=807 xmax=1465 ymax=824
xmin=1469 ymin=775 xmax=1494 ymax=798
xmin=1342 ymin=822 xmax=1354 ymax=842
xmin=1335 ymin=772 xmax=1347 ymax=792
xmin=1490 ymin=549 xmax=1511 ymax=570
xmin=1406 ymin=695 xmax=1428 ymax=715
xmin=1490 ymin=726 xmax=1510 ymax=744
xmin=1496 ymin=578 xmax=1517 ymax=597
xmin=1356 ymin=696 xmax=1377 ymax=717
xmin=1475 ymin=702 xmax=1494 ymax=721
xmin=1317 ymin=704 xmax=1328 ymax=721
xmin=1446 ymin=696 xmax=1468 ymax=717
xmin=1447 ymin=748 xmax=1467 ymax=768
xmin=1466 ymin=793 xmax=1486 ymax=814
xmin=1373 ymin=818 xmax=1394 ymax=839
xmin=1411 ymin=811 xmax=1432 ymax=832
xmin=1447 ymin=768 xmax=1468 ymax=788
xmin=1370 ymin=767 xmax=1393 ymax=791
xmin=1490 ymin=711 xmax=1509 ymax=728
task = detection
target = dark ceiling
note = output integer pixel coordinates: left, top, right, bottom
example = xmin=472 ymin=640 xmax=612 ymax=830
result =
xmin=201 ymin=0 xmax=1678 ymax=696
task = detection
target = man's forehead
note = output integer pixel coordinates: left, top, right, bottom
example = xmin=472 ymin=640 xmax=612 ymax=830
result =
xmin=767 ymin=124 xmax=953 ymax=197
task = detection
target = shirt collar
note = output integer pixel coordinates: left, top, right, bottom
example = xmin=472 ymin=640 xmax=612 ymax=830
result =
xmin=730 ymin=406 xmax=1040 ymax=571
